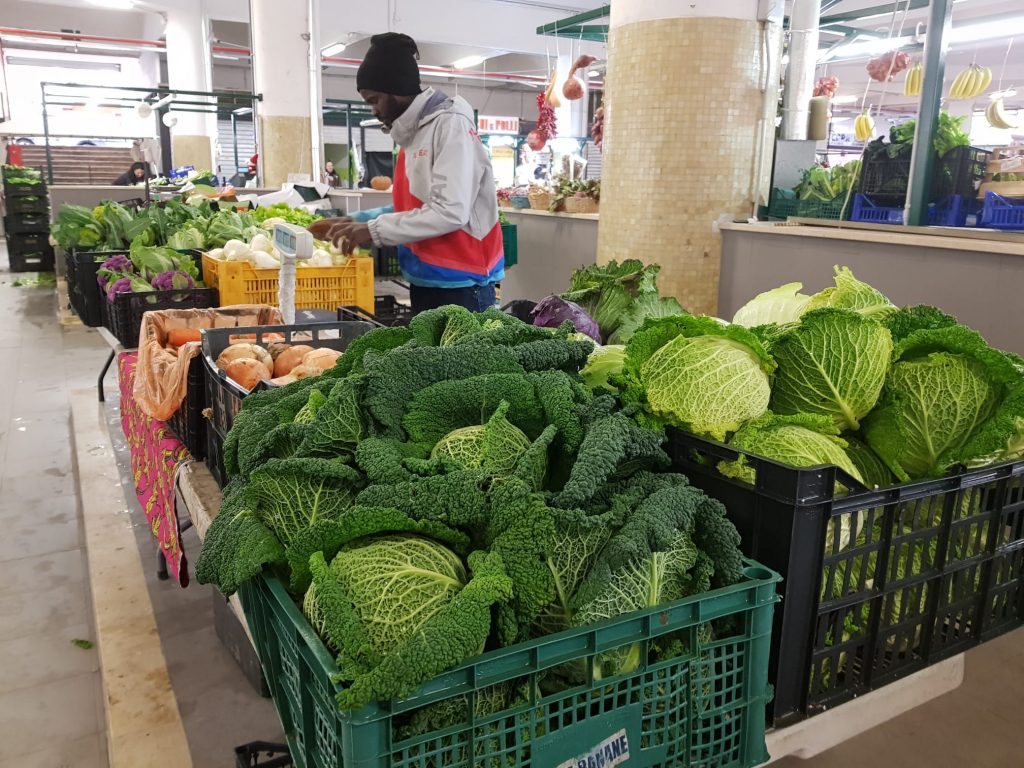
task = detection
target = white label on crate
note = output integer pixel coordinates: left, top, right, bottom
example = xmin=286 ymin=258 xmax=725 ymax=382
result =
xmin=557 ymin=730 xmax=631 ymax=768
xmin=998 ymin=156 xmax=1024 ymax=173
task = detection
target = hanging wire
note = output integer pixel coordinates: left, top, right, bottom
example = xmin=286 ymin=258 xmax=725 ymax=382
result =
xmin=996 ymin=37 xmax=1015 ymax=93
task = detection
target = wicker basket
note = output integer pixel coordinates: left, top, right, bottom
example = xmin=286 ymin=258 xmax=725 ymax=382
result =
xmin=563 ymin=196 xmax=599 ymax=214
xmin=528 ymin=191 xmax=551 ymax=210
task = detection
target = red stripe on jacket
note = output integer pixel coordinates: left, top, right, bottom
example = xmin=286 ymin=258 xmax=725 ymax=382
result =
xmin=392 ymin=150 xmax=503 ymax=277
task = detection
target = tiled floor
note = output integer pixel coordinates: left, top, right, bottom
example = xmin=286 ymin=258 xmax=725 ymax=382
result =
xmin=0 ymin=241 xmax=1021 ymax=767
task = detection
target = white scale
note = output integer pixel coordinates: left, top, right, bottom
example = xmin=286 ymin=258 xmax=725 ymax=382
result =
xmin=273 ymin=222 xmax=314 ymax=325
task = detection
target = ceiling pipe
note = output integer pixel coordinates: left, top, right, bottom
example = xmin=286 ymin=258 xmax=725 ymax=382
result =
xmin=781 ymin=0 xmax=822 ymax=140
xmin=0 ymin=27 xmax=601 ymax=90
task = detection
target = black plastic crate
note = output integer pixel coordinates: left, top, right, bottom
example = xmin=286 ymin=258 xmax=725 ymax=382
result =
xmin=858 ymin=145 xmax=990 ymax=205
xmin=3 ymin=180 xmax=46 ymax=197
xmin=8 ymin=247 xmax=55 ymax=272
xmin=202 ymin=321 xmax=375 ymax=436
xmin=3 ymin=211 xmax=49 ymax=234
xmin=103 ymin=287 xmax=219 ymax=349
xmin=205 ymin=422 xmax=228 ymax=490
xmin=767 ymin=188 xmax=852 ymax=221
xmin=167 ymin=355 xmax=207 ymax=460
xmin=372 ymin=244 xmax=401 ymax=277
xmin=338 ymin=294 xmax=412 ymax=327
xmin=5 ymin=195 xmax=49 ymax=215
xmin=668 ymin=428 xmax=1024 ymax=727
xmin=66 ymin=249 xmax=126 ymax=327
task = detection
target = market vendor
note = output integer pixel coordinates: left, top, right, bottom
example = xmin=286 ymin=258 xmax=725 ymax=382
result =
xmin=308 ymin=33 xmax=504 ymax=314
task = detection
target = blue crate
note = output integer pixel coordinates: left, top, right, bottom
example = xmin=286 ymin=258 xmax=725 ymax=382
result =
xmin=851 ymin=194 xmax=968 ymax=227
xmin=978 ymin=192 xmax=1024 ymax=230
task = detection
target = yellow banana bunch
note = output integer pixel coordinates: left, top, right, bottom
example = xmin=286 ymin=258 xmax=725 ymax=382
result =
xmin=854 ymin=112 xmax=875 ymax=142
xmin=985 ymin=98 xmax=1020 ymax=130
xmin=904 ymin=63 xmax=922 ymax=97
xmin=949 ymin=64 xmax=993 ymax=100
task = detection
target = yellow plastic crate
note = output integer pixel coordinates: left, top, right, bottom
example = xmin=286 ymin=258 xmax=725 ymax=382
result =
xmin=202 ymin=253 xmax=374 ymax=312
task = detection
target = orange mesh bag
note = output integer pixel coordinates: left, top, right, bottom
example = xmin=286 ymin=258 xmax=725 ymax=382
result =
xmin=133 ymin=305 xmax=282 ymax=422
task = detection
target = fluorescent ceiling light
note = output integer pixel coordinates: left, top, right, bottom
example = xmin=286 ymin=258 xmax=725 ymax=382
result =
xmin=949 ymin=16 xmax=1024 ymax=44
xmin=6 ymin=55 xmax=121 ymax=71
xmin=86 ymin=0 xmax=136 ymax=9
xmin=213 ymin=53 xmax=240 ymax=60
xmin=452 ymin=55 xmax=486 ymax=69
xmin=831 ymin=95 xmax=859 ymax=104
xmin=321 ymin=42 xmax=347 ymax=57
xmin=587 ymin=70 xmax=600 ymax=78
xmin=821 ymin=34 xmax=912 ymax=62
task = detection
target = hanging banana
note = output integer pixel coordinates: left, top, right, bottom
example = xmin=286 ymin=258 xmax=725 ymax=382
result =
xmin=949 ymin=64 xmax=993 ymax=100
xmin=904 ymin=63 xmax=922 ymax=97
xmin=855 ymin=112 xmax=876 ymax=142
xmin=986 ymin=98 xmax=1020 ymax=130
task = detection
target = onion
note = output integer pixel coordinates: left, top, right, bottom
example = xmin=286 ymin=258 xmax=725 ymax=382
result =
xmin=266 ymin=341 xmax=292 ymax=360
xmin=224 ymin=358 xmax=272 ymax=391
xmin=274 ymin=344 xmax=315 ymax=377
xmin=289 ymin=364 xmax=320 ymax=380
xmin=216 ymin=342 xmax=272 ymax=371
xmin=562 ymin=77 xmax=584 ymax=101
xmin=268 ymin=374 xmax=298 ymax=387
xmin=302 ymin=347 xmax=342 ymax=372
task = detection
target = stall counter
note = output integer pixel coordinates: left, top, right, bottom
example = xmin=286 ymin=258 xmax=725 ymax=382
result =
xmin=500 ymin=208 xmax=598 ymax=302
xmin=720 ymin=220 xmax=1024 ymax=355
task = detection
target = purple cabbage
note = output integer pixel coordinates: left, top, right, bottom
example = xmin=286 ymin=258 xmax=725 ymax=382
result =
xmin=97 ymin=254 xmax=133 ymax=290
xmin=151 ymin=270 xmax=194 ymax=292
xmin=531 ymin=294 xmax=601 ymax=343
xmin=106 ymin=277 xmax=132 ymax=303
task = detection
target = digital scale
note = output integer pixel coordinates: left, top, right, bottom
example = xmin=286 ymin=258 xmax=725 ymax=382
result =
xmin=273 ymin=222 xmax=314 ymax=325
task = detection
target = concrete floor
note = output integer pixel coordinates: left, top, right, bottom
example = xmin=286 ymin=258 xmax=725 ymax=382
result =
xmin=0 ymin=241 xmax=1020 ymax=767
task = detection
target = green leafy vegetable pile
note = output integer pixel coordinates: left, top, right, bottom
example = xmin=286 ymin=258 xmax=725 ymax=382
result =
xmin=2 ymin=164 xmax=43 ymax=185
xmin=601 ymin=265 xmax=1024 ymax=489
xmin=197 ymin=306 xmax=745 ymax=712
xmin=865 ymin=111 xmax=971 ymax=162
xmin=792 ymin=160 xmax=862 ymax=203
xmin=539 ymin=258 xmax=686 ymax=345
xmin=50 ymin=196 xmax=324 ymax=251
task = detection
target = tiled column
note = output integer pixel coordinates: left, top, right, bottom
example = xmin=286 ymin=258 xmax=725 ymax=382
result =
xmin=598 ymin=0 xmax=778 ymax=315
xmin=250 ymin=0 xmax=321 ymax=187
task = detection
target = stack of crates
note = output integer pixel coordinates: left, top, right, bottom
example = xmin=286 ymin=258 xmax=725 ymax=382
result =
xmin=2 ymin=165 xmax=53 ymax=272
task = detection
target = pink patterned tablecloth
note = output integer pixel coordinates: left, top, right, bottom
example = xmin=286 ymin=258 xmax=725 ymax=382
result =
xmin=118 ymin=351 xmax=191 ymax=586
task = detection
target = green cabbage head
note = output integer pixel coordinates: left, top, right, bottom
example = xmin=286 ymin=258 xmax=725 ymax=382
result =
xmin=430 ymin=400 xmax=531 ymax=475
xmin=580 ymin=344 xmax=626 ymax=392
xmin=632 ymin=316 xmax=775 ymax=441
xmin=861 ymin=325 xmax=1018 ymax=481
xmin=731 ymin=282 xmax=811 ymax=327
xmin=770 ymin=308 xmax=893 ymax=431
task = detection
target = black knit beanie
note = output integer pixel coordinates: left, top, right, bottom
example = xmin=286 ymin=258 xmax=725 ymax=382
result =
xmin=356 ymin=33 xmax=421 ymax=96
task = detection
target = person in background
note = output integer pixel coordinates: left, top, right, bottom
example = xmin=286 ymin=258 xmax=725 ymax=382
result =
xmin=323 ymin=160 xmax=341 ymax=187
xmin=247 ymin=153 xmax=258 ymax=176
xmin=308 ymin=33 xmax=503 ymax=314
xmin=112 ymin=161 xmax=151 ymax=186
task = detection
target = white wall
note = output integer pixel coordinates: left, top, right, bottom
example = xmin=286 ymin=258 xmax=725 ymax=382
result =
xmin=0 ymin=49 xmax=160 ymax=139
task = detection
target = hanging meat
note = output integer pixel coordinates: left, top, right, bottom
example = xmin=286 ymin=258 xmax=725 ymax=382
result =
xmin=813 ymin=76 xmax=839 ymax=98
xmin=866 ymin=51 xmax=911 ymax=82
xmin=528 ymin=93 xmax=558 ymax=151
xmin=591 ymin=100 xmax=604 ymax=150
xmin=563 ymin=54 xmax=597 ymax=101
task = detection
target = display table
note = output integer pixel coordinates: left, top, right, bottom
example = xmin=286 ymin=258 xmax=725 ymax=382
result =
xmin=719 ymin=220 xmax=1024 ymax=355
xmin=327 ymin=188 xmax=394 ymax=214
xmin=500 ymin=208 xmax=598 ymax=302
xmin=172 ymin=450 xmax=965 ymax=762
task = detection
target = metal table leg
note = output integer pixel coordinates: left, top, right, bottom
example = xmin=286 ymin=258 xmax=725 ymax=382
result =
xmin=98 ymin=349 xmax=115 ymax=402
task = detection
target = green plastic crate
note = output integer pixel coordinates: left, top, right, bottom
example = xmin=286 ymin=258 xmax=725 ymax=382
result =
xmin=239 ymin=561 xmax=780 ymax=768
xmin=501 ymin=222 xmax=518 ymax=268
xmin=767 ymin=189 xmax=851 ymax=221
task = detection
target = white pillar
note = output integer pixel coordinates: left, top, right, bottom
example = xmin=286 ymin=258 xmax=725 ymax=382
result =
xmin=249 ymin=0 xmax=321 ymax=187
xmin=163 ymin=0 xmax=217 ymax=172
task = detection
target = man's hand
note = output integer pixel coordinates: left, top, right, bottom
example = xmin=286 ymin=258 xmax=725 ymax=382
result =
xmin=307 ymin=217 xmax=349 ymax=241
xmin=328 ymin=220 xmax=373 ymax=254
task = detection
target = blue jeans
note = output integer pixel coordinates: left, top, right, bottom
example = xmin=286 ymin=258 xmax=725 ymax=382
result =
xmin=409 ymin=283 xmax=497 ymax=314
